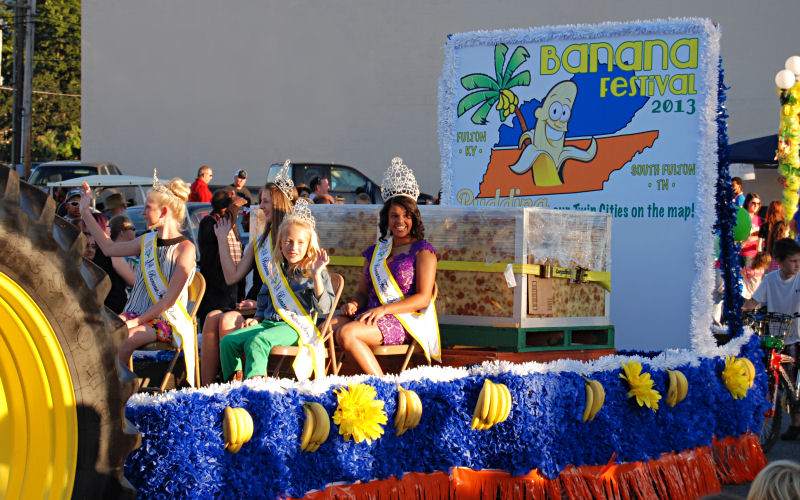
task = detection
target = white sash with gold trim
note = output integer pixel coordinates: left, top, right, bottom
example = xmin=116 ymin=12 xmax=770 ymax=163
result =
xmin=141 ymin=232 xmax=197 ymax=387
xmin=255 ymin=232 xmax=325 ymax=381
xmin=369 ymin=238 xmax=441 ymax=362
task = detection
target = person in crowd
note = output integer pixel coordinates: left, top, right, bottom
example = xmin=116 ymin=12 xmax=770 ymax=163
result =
xmin=199 ymin=178 xmax=295 ymax=385
xmin=96 ymin=215 xmax=138 ymax=314
xmin=189 ymin=165 xmax=213 ymax=202
xmin=79 ymin=175 xmax=197 ymax=376
xmin=104 ymin=192 xmax=127 ymax=218
xmin=745 ymin=238 xmax=800 ymax=440
xmin=333 ymin=158 xmax=438 ymax=376
xmin=732 ymin=177 xmax=745 ymax=207
xmin=740 ymin=193 xmax=762 ymax=267
xmin=82 ymin=232 xmax=97 ymax=260
xmin=310 ymin=175 xmax=335 ymax=204
xmin=219 ymin=204 xmax=334 ymax=381
xmin=64 ymin=188 xmax=82 ymax=222
xmin=766 ymin=220 xmax=790 ymax=272
xmin=197 ymin=189 xmax=242 ymax=328
xmin=229 ymin=169 xmax=253 ymax=206
xmin=296 ymin=183 xmax=311 ymax=199
xmin=759 ymin=201 xmax=785 ymax=252
xmin=355 ymin=192 xmax=371 ymax=204
xmin=741 ymin=251 xmax=769 ymax=300
xmin=746 ymin=459 xmax=800 ymax=500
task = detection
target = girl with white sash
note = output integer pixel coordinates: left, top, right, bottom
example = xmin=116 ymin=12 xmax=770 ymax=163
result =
xmin=78 ymin=175 xmax=197 ymax=382
xmin=219 ymin=201 xmax=335 ymax=381
xmin=334 ymin=158 xmax=440 ymax=376
xmin=200 ymin=182 xmax=294 ymax=385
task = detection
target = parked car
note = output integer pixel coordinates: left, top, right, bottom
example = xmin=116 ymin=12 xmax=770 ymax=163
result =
xmin=29 ymin=161 xmax=122 ymax=187
xmin=266 ymin=161 xmax=434 ymax=204
xmin=47 ymin=174 xmax=163 ymax=208
xmin=125 ymin=202 xmax=250 ymax=261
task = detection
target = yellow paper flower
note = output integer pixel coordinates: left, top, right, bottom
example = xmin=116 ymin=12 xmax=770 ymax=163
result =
xmin=332 ymin=383 xmax=387 ymax=444
xmin=721 ymin=356 xmax=750 ymax=399
xmin=619 ymin=360 xmax=661 ymax=411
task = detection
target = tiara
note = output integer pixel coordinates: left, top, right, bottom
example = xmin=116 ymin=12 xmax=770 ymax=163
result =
xmin=381 ymin=157 xmax=419 ymax=202
xmin=152 ymin=169 xmax=180 ymax=200
xmin=286 ymin=196 xmax=315 ymax=228
xmin=274 ymin=159 xmax=295 ymax=201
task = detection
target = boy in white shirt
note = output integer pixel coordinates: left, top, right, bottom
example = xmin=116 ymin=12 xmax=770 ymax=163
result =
xmin=746 ymin=237 xmax=800 ymax=440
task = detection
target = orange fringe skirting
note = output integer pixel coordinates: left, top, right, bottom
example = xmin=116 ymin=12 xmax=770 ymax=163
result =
xmin=300 ymin=433 xmax=767 ymax=500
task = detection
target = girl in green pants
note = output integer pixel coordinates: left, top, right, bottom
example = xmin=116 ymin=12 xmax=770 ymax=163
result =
xmin=220 ymin=209 xmax=334 ymax=380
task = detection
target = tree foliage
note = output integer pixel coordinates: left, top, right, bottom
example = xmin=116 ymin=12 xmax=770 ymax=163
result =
xmin=0 ymin=0 xmax=81 ymax=163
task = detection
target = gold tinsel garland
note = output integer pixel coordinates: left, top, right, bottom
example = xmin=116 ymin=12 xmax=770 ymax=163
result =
xmin=777 ymin=80 xmax=800 ymax=223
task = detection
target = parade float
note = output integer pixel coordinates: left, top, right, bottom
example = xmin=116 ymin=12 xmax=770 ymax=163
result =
xmin=0 ymin=17 xmax=783 ymax=500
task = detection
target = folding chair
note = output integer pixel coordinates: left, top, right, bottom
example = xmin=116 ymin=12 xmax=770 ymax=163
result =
xmin=133 ymin=271 xmax=206 ymax=392
xmin=269 ymin=273 xmax=344 ymax=378
xmin=331 ymin=282 xmax=437 ymax=375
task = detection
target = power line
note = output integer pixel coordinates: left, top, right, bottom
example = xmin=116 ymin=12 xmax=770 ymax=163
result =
xmin=0 ymin=85 xmax=79 ymax=98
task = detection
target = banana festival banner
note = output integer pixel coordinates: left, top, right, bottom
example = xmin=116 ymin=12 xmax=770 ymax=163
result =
xmin=438 ymin=19 xmax=720 ymax=350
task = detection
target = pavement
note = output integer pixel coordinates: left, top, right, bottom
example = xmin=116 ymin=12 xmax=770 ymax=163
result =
xmin=720 ymin=417 xmax=799 ymax=498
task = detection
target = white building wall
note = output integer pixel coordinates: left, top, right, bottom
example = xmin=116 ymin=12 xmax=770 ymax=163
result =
xmin=82 ymin=0 xmax=798 ymax=196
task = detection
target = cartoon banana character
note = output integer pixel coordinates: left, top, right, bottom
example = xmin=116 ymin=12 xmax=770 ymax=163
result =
xmin=509 ymin=81 xmax=597 ymax=186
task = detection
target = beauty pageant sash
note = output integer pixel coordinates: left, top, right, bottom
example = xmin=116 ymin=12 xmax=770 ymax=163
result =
xmin=369 ymin=238 xmax=441 ymax=362
xmin=141 ymin=232 xmax=197 ymax=387
xmin=256 ymin=232 xmax=325 ymax=381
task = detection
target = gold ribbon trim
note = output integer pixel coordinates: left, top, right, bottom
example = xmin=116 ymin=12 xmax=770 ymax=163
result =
xmin=328 ymin=256 xmax=611 ymax=291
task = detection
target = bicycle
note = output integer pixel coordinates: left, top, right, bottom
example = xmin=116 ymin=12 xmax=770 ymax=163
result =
xmin=742 ymin=309 xmax=800 ymax=452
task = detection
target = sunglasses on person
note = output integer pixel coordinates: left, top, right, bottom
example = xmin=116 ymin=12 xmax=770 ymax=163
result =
xmin=124 ymin=225 xmax=136 ymax=232
xmin=68 ymin=201 xmax=80 ymax=207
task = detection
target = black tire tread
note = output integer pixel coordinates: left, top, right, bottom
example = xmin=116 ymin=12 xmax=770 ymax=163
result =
xmin=0 ymin=167 xmax=138 ymax=498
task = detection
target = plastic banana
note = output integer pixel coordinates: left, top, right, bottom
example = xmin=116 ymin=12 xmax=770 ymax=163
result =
xmin=404 ymin=389 xmax=423 ymax=430
xmin=498 ymin=383 xmax=512 ymax=422
xmin=740 ymin=358 xmax=756 ymax=388
xmin=589 ymin=380 xmax=605 ymax=420
xmin=582 ymin=381 xmax=594 ymax=422
xmin=674 ymin=370 xmax=688 ymax=402
xmin=479 ymin=379 xmax=491 ymax=422
xmin=666 ymin=370 xmax=678 ymax=407
xmin=394 ymin=389 xmax=409 ymax=435
xmin=224 ymin=406 xmax=254 ymax=454
xmin=471 ymin=379 xmax=512 ymax=430
xmin=307 ymin=402 xmax=330 ymax=452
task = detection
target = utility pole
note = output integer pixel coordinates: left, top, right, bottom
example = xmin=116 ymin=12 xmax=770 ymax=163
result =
xmin=21 ymin=0 xmax=35 ymax=179
xmin=11 ymin=0 xmax=25 ymax=170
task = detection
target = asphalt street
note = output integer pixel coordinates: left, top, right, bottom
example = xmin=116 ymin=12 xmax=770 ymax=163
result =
xmin=720 ymin=417 xmax=799 ymax=498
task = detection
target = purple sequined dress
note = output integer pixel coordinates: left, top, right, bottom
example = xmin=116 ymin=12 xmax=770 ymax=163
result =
xmin=359 ymin=239 xmax=436 ymax=345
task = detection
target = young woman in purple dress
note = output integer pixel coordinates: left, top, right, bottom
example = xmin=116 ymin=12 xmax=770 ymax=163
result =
xmin=333 ymin=158 xmax=438 ymax=376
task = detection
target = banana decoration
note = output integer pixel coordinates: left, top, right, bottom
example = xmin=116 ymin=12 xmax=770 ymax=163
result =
xmin=471 ymin=379 xmax=513 ymax=430
xmin=299 ymin=402 xmax=331 ymax=452
xmin=739 ymin=358 xmax=756 ymax=388
xmin=393 ymin=386 xmax=423 ymax=436
xmin=496 ymin=89 xmax=520 ymax=121
xmin=665 ymin=370 xmax=689 ymax=407
xmin=582 ymin=379 xmax=605 ymax=422
xmin=223 ymin=406 xmax=254 ymax=454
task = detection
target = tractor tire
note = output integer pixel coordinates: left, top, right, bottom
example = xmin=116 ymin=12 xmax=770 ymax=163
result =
xmin=0 ymin=167 xmax=138 ymax=498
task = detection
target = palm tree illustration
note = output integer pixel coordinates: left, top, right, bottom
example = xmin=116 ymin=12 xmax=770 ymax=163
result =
xmin=457 ymin=44 xmax=532 ymax=132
